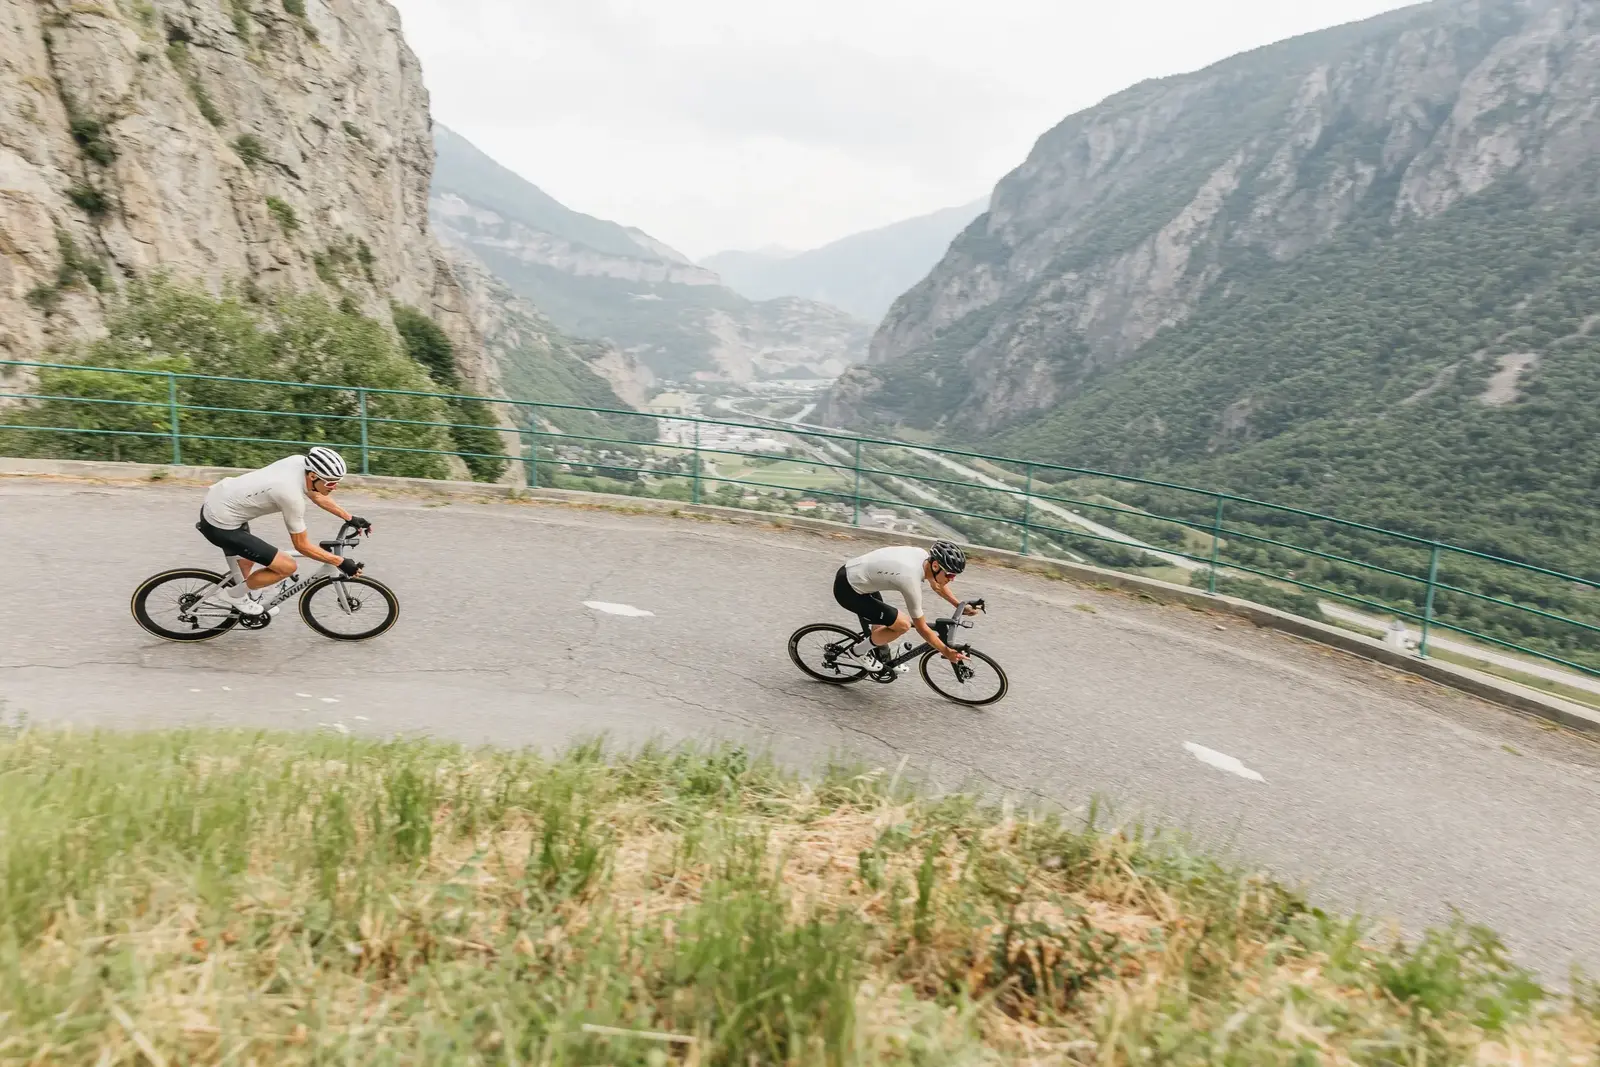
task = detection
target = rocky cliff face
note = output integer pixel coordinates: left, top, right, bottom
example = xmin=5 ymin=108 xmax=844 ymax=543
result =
xmin=431 ymin=126 xmax=871 ymax=384
xmin=0 ymin=0 xmax=489 ymax=389
xmin=827 ymin=0 xmax=1600 ymax=435
xmin=446 ymin=247 xmax=653 ymax=412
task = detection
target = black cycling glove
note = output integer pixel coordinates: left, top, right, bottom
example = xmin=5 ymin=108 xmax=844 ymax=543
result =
xmin=349 ymin=516 xmax=373 ymax=533
xmin=337 ymin=558 xmax=364 ymax=577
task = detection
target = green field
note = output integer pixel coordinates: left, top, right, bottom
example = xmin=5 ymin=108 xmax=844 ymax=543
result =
xmin=2 ymin=728 xmax=1595 ymax=1064
xmin=710 ymin=457 xmax=849 ymax=493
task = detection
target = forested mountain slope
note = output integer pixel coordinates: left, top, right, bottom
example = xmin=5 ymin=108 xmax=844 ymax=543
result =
xmin=823 ymin=0 xmax=1600 ymax=573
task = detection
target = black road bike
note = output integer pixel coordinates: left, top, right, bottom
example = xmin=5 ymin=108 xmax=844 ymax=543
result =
xmin=787 ymin=599 xmax=1008 ymax=707
xmin=131 ymin=521 xmax=398 ymax=642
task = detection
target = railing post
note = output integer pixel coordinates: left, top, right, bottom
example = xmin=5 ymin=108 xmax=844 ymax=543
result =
xmin=1420 ymin=544 xmax=1442 ymax=659
xmin=1207 ymin=497 xmax=1225 ymax=594
xmin=166 ymin=372 xmax=182 ymax=465
xmin=691 ymin=422 xmax=701 ymax=505
xmin=1020 ymin=464 xmax=1034 ymax=556
xmin=852 ymin=438 xmax=863 ymax=526
xmin=526 ymin=427 xmax=539 ymax=488
xmin=357 ymin=388 xmax=370 ymax=474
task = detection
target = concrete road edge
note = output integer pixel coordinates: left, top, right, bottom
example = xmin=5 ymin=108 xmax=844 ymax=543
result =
xmin=6 ymin=455 xmax=1596 ymax=736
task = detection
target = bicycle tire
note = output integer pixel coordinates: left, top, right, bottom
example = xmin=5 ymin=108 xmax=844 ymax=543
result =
xmin=919 ymin=647 xmax=1009 ymax=707
xmin=131 ymin=568 xmax=241 ymax=642
xmin=298 ymin=575 xmax=400 ymax=641
xmin=788 ymin=623 xmax=872 ymax=685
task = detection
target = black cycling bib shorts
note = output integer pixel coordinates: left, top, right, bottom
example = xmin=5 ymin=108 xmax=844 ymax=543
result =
xmin=833 ymin=565 xmax=900 ymax=630
xmin=196 ymin=508 xmax=280 ymax=567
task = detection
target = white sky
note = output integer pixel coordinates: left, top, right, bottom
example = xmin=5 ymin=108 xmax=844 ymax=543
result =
xmin=389 ymin=0 xmax=1421 ymax=259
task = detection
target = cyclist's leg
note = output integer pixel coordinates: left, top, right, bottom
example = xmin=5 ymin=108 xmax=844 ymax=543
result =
xmin=245 ymin=550 xmax=296 ymax=590
xmin=198 ymin=511 xmax=288 ymax=590
xmin=834 ymin=572 xmax=903 ymax=656
xmin=870 ymin=606 xmax=912 ymax=649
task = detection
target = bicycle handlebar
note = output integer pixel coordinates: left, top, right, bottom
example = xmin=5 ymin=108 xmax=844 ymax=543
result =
xmin=947 ymin=598 xmax=986 ymax=623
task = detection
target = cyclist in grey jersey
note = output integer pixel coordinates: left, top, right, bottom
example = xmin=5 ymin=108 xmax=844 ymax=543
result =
xmin=833 ymin=541 xmax=974 ymax=670
xmin=196 ymin=447 xmax=369 ymax=615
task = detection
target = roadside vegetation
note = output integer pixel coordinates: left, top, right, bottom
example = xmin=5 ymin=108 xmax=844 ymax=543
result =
xmin=1 ymin=727 xmax=1595 ymax=1064
xmin=0 ymin=280 xmax=508 ymax=482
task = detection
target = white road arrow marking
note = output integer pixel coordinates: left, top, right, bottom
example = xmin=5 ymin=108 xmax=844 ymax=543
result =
xmin=1184 ymin=742 xmax=1266 ymax=783
xmin=584 ymin=601 xmax=656 ymax=618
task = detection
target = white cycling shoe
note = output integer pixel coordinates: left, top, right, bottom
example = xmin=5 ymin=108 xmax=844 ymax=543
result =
xmin=207 ymin=587 xmax=264 ymax=616
xmin=840 ymin=646 xmax=885 ymax=673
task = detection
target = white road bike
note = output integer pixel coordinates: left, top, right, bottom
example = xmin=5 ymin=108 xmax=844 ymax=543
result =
xmin=130 ymin=521 xmax=398 ymax=642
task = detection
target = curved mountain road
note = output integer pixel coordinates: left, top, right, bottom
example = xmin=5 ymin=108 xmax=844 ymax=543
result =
xmin=5 ymin=476 xmax=1600 ymax=978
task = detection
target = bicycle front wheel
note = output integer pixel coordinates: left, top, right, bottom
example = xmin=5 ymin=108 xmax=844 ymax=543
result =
xmin=919 ymin=647 xmax=1009 ymax=707
xmin=299 ymin=575 xmax=399 ymax=641
xmin=131 ymin=568 xmax=240 ymax=642
xmin=789 ymin=623 xmax=871 ymax=684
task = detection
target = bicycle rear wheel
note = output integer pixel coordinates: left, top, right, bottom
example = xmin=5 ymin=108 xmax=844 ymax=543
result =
xmin=131 ymin=568 xmax=240 ymax=642
xmin=789 ymin=623 xmax=872 ymax=684
xmin=299 ymin=575 xmax=399 ymax=641
xmin=919 ymin=647 xmax=1008 ymax=707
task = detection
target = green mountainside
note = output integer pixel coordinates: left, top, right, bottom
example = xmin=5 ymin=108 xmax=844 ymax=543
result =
xmin=826 ymin=0 xmax=1600 ymax=578
xmin=1003 ymin=180 xmax=1600 ymax=573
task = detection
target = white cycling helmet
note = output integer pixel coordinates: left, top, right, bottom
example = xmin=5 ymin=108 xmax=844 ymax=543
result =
xmin=305 ymin=446 xmax=348 ymax=482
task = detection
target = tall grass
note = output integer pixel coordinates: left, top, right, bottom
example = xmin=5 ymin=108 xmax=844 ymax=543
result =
xmin=0 ymin=728 xmax=1591 ymax=1064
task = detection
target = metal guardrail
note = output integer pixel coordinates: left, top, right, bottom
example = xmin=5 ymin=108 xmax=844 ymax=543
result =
xmin=3 ymin=357 xmax=1597 ymax=683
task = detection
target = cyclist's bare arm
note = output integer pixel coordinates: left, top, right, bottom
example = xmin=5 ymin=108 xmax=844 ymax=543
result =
xmin=308 ymin=491 xmax=353 ymax=524
xmin=931 ymin=575 xmax=977 ymax=615
xmin=912 ymin=616 xmax=965 ymax=661
xmin=288 ymin=530 xmax=344 ymax=567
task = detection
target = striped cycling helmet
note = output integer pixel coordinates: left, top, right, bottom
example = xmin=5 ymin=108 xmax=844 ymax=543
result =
xmin=304 ymin=446 xmax=348 ymax=482
xmin=929 ymin=540 xmax=967 ymax=575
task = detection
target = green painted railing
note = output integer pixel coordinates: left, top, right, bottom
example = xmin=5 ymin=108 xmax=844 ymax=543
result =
xmin=3 ymin=357 xmax=1597 ymax=687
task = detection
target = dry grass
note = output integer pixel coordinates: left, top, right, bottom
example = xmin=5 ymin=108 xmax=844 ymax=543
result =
xmin=1 ymin=729 xmax=1597 ymax=1065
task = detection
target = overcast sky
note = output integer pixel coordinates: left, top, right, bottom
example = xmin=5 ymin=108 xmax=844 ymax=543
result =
xmin=389 ymin=0 xmax=1420 ymax=260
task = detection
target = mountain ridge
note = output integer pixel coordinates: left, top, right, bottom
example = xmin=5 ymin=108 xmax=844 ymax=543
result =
xmin=430 ymin=127 xmax=871 ymax=383
xmin=703 ymin=199 xmax=988 ymax=323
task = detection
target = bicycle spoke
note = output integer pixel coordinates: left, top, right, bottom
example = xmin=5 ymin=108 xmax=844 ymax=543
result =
xmin=789 ymin=624 xmax=871 ymax=684
xmin=920 ymin=649 xmax=1008 ymax=706
xmin=300 ymin=577 xmax=398 ymax=641
xmin=132 ymin=570 xmax=240 ymax=641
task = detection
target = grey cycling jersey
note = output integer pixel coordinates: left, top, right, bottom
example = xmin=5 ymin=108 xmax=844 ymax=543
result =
xmin=201 ymin=455 xmax=310 ymax=534
xmin=843 ymin=545 xmax=929 ymax=620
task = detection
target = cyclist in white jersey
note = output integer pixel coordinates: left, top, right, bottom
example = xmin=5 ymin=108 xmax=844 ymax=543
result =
xmin=832 ymin=541 xmax=974 ymax=670
xmin=195 ymin=447 xmax=370 ymax=616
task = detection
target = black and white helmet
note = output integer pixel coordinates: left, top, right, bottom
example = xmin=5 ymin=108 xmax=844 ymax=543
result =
xmin=304 ymin=446 xmax=348 ymax=482
xmin=929 ymin=540 xmax=967 ymax=575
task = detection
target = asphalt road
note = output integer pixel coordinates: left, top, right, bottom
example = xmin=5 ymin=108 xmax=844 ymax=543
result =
xmin=5 ymin=476 xmax=1600 ymax=978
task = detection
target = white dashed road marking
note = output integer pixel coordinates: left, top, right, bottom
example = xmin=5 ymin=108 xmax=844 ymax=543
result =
xmin=584 ymin=601 xmax=656 ymax=618
xmin=1184 ymin=742 xmax=1266 ymax=783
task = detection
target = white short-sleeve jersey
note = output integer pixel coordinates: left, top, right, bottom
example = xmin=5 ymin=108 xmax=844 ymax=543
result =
xmin=844 ymin=546 xmax=929 ymax=619
xmin=202 ymin=455 xmax=310 ymax=535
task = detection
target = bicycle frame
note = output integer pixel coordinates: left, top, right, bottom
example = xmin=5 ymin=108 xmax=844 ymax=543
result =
xmin=193 ymin=526 xmax=365 ymax=620
xmin=851 ymin=600 xmax=986 ymax=670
